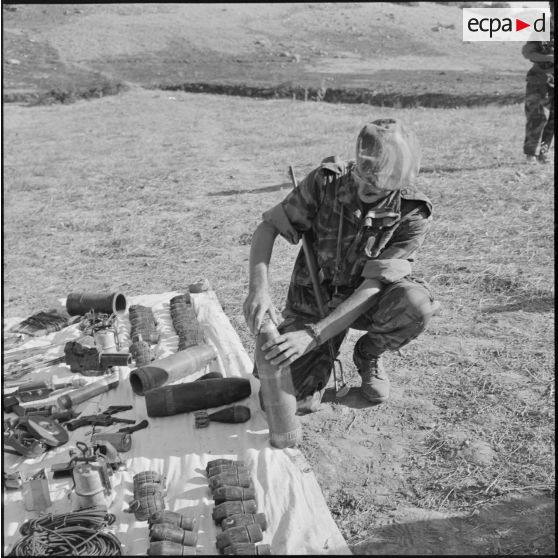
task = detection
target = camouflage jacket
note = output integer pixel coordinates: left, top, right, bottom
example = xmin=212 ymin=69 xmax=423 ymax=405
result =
xmin=263 ymin=156 xmax=433 ymax=302
xmin=523 ymin=38 xmax=554 ymax=86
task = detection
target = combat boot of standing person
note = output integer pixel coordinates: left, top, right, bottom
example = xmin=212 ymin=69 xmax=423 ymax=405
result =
xmin=244 ymin=118 xmax=437 ymax=414
xmin=522 ymin=2 xmax=554 ymax=164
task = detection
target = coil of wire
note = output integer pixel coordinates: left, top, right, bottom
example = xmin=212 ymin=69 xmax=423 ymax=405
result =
xmin=9 ymin=507 xmax=121 ymax=556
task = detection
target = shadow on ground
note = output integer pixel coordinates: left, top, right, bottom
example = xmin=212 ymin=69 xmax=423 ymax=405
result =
xmin=481 ymin=294 xmax=555 ymax=314
xmin=351 ymin=495 xmax=555 ymax=555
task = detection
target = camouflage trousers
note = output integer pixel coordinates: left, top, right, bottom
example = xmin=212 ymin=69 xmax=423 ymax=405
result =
xmin=254 ymin=277 xmax=436 ymax=400
xmin=523 ymin=80 xmax=554 ymax=156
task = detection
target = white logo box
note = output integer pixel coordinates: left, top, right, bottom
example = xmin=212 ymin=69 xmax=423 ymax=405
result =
xmin=462 ymin=7 xmax=551 ymax=42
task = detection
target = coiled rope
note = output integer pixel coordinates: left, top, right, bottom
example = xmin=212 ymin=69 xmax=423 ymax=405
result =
xmin=9 ymin=507 xmax=121 ymax=556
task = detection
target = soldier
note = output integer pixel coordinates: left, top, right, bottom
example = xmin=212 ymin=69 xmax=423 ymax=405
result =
xmin=244 ymin=118 xmax=438 ymax=413
xmin=522 ymin=3 xmax=554 ymax=164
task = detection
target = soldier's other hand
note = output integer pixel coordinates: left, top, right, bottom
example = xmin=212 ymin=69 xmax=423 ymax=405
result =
xmin=261 ymin=330 xmax=315 ymax=368
xmin=243 ymin=290 xmax=280 ymax=335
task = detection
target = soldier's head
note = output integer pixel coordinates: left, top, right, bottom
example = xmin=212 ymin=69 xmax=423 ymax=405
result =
xmin=353 ymin=118 xmax=421 ymax=203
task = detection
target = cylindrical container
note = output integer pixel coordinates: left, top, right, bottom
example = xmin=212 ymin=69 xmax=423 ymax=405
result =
xmin=223 ymin=543 xmax=271 ymax=555
xmin=206 ymin=459 xmax=244 ymax=474
xmin=150 ymin=523 xmax=198 ymax=546
xmin=255 ymin=316 xmax=301 ymax=449
xmin=57 ymin=375 xmax=119 ymax=409
xmin=145 ymin=378 xmax=252 ymax=418
xmin=212 ymin=500 xmax=257 ymax=524
xmin=94 ymin=329 xmax=117 ymax=352
xmin=130 ymin=345 xmax=218 ymax=395
xmin=209 ymin=471 xmax=252 ymax=490
xmin=100 ymin=352 xmax=132 ymax=368
xmin=148 ymin=541 xmax=197 ymax=556
xmin=207 ymin=464 xmax=248 ymax=478
xmin=209 ymin=406 xmax=251 ymax=424
xmin=149 ymin=511 xmax=197 ymax=531
xmin=212 ymin=486 xmax=256 ymax=504
xmin=66 ymin=292 xmax=127 ymax=316
xmin=73 ymin=462 xmax=110 ymax=509
xmin=133 ymin=471 xmax=165 ymax=489
xmin=221 ymin=513 xmax=267 ymax=532
xmin=216 ymin=524 xmax=263 ymax=550
xmin=91 ymin=432 xmax=132 ymax=452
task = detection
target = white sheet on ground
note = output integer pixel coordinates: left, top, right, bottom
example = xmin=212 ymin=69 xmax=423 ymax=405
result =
xmin=2 ymin=290 xmax=352 ymax=555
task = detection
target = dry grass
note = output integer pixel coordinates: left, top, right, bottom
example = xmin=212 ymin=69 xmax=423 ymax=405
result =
xmin=3 ymin=89 xmax=554 ymax=552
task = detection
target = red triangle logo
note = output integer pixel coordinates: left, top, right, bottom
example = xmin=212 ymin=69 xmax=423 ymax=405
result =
xmin=516 ymin=18 xmax=530 ymax=32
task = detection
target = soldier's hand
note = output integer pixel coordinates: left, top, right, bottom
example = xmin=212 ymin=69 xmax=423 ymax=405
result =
xmin=261 ymin=330 xmax=316 ymax=368
xmin=243 ymin=289 xmax=280 ymax=335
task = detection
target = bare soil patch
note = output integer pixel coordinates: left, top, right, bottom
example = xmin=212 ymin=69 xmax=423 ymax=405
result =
xmin=3 ymin=3 xmax=529 ymax=107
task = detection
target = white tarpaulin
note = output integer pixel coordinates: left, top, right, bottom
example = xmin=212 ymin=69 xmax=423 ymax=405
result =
xmin=2 ymin=290 xmax=352 ymax=555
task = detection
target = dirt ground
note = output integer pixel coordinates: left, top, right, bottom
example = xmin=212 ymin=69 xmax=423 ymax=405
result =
xmin=2 ymin=3 xmax=555 ymax=555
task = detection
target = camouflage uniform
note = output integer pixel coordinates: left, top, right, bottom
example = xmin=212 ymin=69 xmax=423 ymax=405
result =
xmin=258 ymin=156 xmax=436 ymax=399
xmin=522 ymin=35 xmax=554 ymax=157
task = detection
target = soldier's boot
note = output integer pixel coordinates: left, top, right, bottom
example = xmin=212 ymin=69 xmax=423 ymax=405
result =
xmin=296 ymin=390 xmax=323 ymax=415
xmin=354 ymin=352 xmax=390 ymax=404
xmin=537 ymin=144 xmax=550 ymax=164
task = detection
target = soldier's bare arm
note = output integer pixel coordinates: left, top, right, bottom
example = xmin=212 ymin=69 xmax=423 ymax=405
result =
xmin=243 ymin=221 xmax=281 ymax=334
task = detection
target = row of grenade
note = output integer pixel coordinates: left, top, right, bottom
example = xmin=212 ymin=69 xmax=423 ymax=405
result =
xmin=207 ymin=458 xmax=271 ymax=555
xmin=147 ymin=510 xmax=199 ymax=556
xmin=129 ymin=305 xmax=159 ymax=367
xmin=127 ymin=470 xmax=166 ymax=521
xmin=169 ymin=293 xmax=204 ymax=351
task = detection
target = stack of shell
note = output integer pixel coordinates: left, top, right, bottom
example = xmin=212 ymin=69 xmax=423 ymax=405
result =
xmin=206 ymin=459 xmax=271 ymax=555
xmin=129 ymin=305 xmax=160 ymax=367
xmin=169 ymin=293 xmax=204 ymax=351
xmin=128 ymin=471 xmax=166 ymax=522
xmin=147 ymin=510 xmax=199 ymax=556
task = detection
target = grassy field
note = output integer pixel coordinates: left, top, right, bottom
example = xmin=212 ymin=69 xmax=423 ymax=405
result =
xmin=3 ymin=87 xmax=554 ymax=554
xmin=2 ymin=2 xmax=555 ymax=555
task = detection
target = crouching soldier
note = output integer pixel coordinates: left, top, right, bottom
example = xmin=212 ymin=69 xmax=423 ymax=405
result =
xmin=244 ymin=118 xmax=437 ymax=413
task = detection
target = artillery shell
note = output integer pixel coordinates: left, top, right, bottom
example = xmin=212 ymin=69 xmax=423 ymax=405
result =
xmin=209 ymin=470 xmax=252 ymax=490
xmin=212 ymin=500 xmax=257 ymax=524
xmin=221 ymin=513 xmax=267 ymax=532
xmin=223 ymin=543 xmax=271 ymax=555
xmin=216 ymin=524 xmax=263 ymax=550
xmin=150 ymin=523 xmax=198 ymax=546
xmin=149 ymin=510 xmax=197 ymax=531
xmin=213 ymin=485 xmax=256 ymax=504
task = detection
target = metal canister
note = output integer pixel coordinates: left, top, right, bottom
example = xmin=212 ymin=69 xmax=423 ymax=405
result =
xmin=91 ymin=432 xmax=132 ymax=452
xmin=94 ymin=328 xmax=117 ymax=352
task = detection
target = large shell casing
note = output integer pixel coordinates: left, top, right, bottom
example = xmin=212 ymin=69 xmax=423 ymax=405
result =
xmin=212 ymin=500 xmax=257 ymax=524
xmin=145 ymin=378 xmax=251 ymax=418
xmin=149 ymin=510 xmax=197 ymax=531
xmin=57 ymin=374 xmax=119 ymax=409
xmin=212 ymin=485 xmax=256 ymax=504
xmin=130 ymin=345 xmax=218 ymax=395
xmin=255 ymin=317 xmax=301 ymax=448
xmin=66 ymin=292 xmax=127 ymax=316
xmin=221 ymin=513 xmax=267 ymax=532
xmin=216 ymin=524 xmax=263 ymax=550
xmin=150 ymin=523 xmax=198 ymax=546
xmin=209 ymin=470 xmax=252 ymax=490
